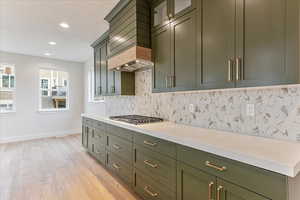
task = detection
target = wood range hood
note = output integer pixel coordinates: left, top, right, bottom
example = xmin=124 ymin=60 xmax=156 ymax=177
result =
xmin=107 ymin=46 xmax=153 ymax=72
xmin=105 ymin=0 xmax=152 ymax=72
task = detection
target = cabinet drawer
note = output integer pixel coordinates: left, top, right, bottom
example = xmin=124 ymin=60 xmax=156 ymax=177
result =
xmin=109 ymin=135 xmax=133 ymax=163
xmin=94 ymin=128 xmax=106 ymax=146
xmin=134 ymin=133 xmax=176 ymax=158
xmin=106 ymin=124 xmax=133 ymax=141
xmin=107 ymin=152 xmax=133 ymax=185
xmin=177 ymin=145 xmax=287 ymax=200
xmin=133 ymin=169 xmax=175 ymax=200
xmin=134 ymin=145 xmax=176 ymax=192
xmin=92 ymin=144 xmax=106 ymax=165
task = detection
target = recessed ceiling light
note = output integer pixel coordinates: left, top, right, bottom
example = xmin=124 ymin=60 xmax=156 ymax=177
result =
xmin=48 ymin=41 xmax=56 ymax=45
xmin=44 ymin=53 xmax=52 ymax=56
xmin=59 ymin=22 xmax=70 ymax=29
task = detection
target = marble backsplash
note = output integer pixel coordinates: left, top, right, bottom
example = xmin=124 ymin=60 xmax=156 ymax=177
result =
xmin=104 ymin=70 xmax=300 ymax=142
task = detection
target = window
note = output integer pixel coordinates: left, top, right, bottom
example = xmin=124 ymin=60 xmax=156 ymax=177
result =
xmin=0 ymin=64 xmax=15 ymax=113
xmin=39 ymin=69 xmax=69 ymax=111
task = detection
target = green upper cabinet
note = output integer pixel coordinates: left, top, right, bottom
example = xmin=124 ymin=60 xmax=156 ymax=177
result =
xmin=152 ymin=0 xmax=197 ymax=30
xmin=235 ymin=0 xmax=298 ymax=87
xmin=151 ymin=0 xmax=298 ymax=92
xmin=152 ymin=10 xmax=199 ymax=92
xmin=100 ymin=41 xmax=108 ymax=95
xmin=217 ymin=179 xmax=269 ymax=200
xmin=94 ymin=45 xmax=101 ymax=96
xmin=152 ymin=25 xmax=172 ymax=92
xmin=201 ymin=0 xmax=236 ymax=89
xmin=171 ymin=11 xmax=199 ymax=90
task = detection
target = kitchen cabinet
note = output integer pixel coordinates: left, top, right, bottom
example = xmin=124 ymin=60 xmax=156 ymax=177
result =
xmin=201 ymin=0 xmax=236 ymax=89
xmin=92 ymin=34 xmax=108 ymax=97
xmin=152 ymin=0 xmax=298 ymax=91
xmin=92 ymin=32 xmax=135 ymax=96
xmin=152 ymin=25 xmax=171 ymax=92
xmin=100 ymin=41 xmax=107 ymax=95
xmin=235 ymin=0 xmax=297 ymax=87
xmin=153 ymin=10 xmax=198 ymax=92
xmin=217 ymin=179 xmax=269 ymax=200
xmin=94 ymin=45 xmax=101 ymax=96
xmin=82 ymin=125 xmax=88 ymax=149
xmin=177 ymin=162 xmax=216 ymax=200
xmin=82 ymin=117 xmax=298 ymax=200
xmin=152 ymin=0 xmax=197 ymax=30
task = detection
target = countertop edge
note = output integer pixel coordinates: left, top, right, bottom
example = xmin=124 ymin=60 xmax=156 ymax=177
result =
xmin=81 ymin=113 xmax=298 ymax=177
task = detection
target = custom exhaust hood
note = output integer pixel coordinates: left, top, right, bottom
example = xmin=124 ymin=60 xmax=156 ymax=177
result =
xmin=105 ymin=0 xmax=152 ymax=72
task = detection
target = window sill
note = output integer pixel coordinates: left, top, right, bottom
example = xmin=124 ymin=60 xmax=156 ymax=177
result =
xmin=38 ymin=109 xmax=69 ymax=113
xmin=0 ymin=110 xmax=16 ymax=114
xmin=88 ymin=100 xmax=105 ymax=103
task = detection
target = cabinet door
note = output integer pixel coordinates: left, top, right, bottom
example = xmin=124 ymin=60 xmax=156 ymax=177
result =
xmin=152 ymin=0 xmax=170 ymax=29
xmin=171 ymin=0 xmax=197 ymax=18
xmin=94 ymin=46 xmax=101 ymax=96
xmin=87 ymin=127 xmax=95 ymax=153
xmin=236 ymin=0 xmax=288 ymax=87
xmin=100 ymin=43 xmax=107 ymax=95
xmin=177 ymin=162 xmax=216 ymax=200
xmin=217 ymin=179 xmax=269 ymax=200
xmin=202 ymin=0 xmax=236 ymax=89
xmin=82 ymin=125 xmax=88 ymax=148
xmin=152 ymin=25 xmax=172 ymax=92
xmin=171 ymin=11 xmax=198 ymax=91
xmin=107 ymin=70 xmax=115 ymax=95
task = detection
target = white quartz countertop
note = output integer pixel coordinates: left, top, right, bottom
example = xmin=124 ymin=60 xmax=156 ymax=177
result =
xmin=82 ymin=113 xmax=300 ymax=178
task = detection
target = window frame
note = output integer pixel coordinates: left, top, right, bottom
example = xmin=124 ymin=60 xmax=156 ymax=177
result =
xmin=0 ymin=64 xmax=16 ymax=114
xmin=38 ymin=68 xmax=70 ymax=112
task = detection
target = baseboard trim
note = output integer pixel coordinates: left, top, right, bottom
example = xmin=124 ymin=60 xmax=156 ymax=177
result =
xmin=0 ymin=129 xmax=81 ymax=144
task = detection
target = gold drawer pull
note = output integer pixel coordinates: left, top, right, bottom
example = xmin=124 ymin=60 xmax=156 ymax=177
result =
xmin=205 ymin=161 xmax=227 ymax=172
xmin=113 ymin=144 xmax=120 ymax=150
xmin=144 ymin=160 xmax=158 ymax=168
xmin=112 ymin=163 xmax=120 ymax=170
xmin=217 ymin=186 xmax=223 ymax=200
xmin=143 ymin=140 xmax=157 ymax=147
xmin=144 ymin=186 xmax=158 ymax=197
xmin=208 ymin=182 xmax=214 ymax=200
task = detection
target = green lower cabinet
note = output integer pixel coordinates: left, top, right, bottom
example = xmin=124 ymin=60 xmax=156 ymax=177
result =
xmin=217 ymin=179 xmax=269 ymax=200
xmin=82 ymin=125 xmax=88 ymax=149
xmin=177 ymin=162 xmax=216 ymax=200
xmin=177 ymin=162 xmax=270 ymax=200
xmin=87 ymin=127 xmax=95 ymax=153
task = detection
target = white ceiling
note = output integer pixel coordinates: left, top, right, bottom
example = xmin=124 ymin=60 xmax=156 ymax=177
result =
xmin=0 ymin=0 xmax=119 ymax=63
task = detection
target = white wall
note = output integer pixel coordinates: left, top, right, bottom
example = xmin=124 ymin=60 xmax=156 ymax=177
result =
xmin=0 ymin=51 xmax=84 ymax=143
xmin=83 ymin=54 xmax=106 ymax=116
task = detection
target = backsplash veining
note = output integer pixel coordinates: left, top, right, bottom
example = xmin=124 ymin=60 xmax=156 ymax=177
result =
xmin=104 ymin=70 xmax=300 ymax=142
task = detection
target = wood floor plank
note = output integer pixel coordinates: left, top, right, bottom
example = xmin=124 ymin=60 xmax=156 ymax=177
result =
xmin=0 ymin=135 xmax=140 ymax=200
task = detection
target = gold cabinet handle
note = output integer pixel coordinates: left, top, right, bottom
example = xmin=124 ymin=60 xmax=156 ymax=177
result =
xmin=143 ymin=140 xmax=157 ymax=147
xmin=236 ymin=57 xmax=241 ymax=81
xmin=205 ymin=161 xmax=227 ymax=172
xmin=227 ymin=59 xmax=233 ymax=82
xmin=217 ymin=186 xmax=223 ymax=200
xmin=113 ymin=144 xmax=120 ymax=150
xmin=208 ymin=182 xmax=214 ymax=200
xmin=144 ymin=160 xmax=158 ymax=168
xmin=144 ymin=186 xmax=158 ymax=197
xmin=112 ymin=163 xmax=120 ymax=170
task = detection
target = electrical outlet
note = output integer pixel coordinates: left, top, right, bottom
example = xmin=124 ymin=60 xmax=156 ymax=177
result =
xmin=246 ymin=104 xmax=255 ymax=117
xmin=189 ymin=104 xmax=195 ymax=113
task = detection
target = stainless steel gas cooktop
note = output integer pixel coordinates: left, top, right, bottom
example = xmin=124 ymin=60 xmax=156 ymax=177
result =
xmin=109 ymin=115 xmax=163 ymax=125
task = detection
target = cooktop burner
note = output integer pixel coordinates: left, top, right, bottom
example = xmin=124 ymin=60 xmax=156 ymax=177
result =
xmin=109 ymin=115 xmax=163 ymax=125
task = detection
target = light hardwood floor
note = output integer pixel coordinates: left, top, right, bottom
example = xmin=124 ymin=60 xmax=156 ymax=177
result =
xmin=0 ymin=134 xmax=141 ymax=200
